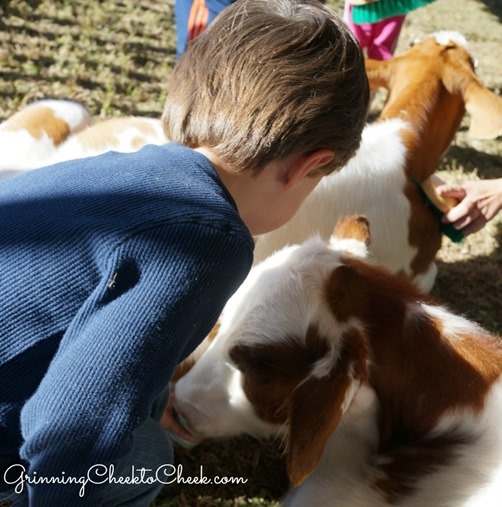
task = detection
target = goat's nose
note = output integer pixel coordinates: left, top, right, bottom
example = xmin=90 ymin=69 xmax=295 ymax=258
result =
xmin=160 ymin=392 xmax=204 ymax=449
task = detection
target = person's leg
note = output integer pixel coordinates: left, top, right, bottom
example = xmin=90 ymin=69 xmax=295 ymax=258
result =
xmin=0 ymin=387 xmax=172 ymax=507
xmin=174 ymin=0 xmax=235 ymax=58
xmin=100 ymin=386 xmax=173 ymax=507
xmin=0 ymin=488 xmax=29 ymax=507
xmin=367 ymin=14 xmax=406 ymax=60
xmin=100 ymin=417 xmax=173 ymax=507
xmin=174 ymin=0 xmax=195 ymax=58
xmin=343 ymin=2 xmax=371 ymax=57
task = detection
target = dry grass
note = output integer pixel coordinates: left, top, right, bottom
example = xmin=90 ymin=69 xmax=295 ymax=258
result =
xmin=0 ymin=0 xmax=176 ymax=118
xmin=395 ymin=0 xmax=502 ymax=332
xmin=1 ymin=0 xmax=500 ymax=505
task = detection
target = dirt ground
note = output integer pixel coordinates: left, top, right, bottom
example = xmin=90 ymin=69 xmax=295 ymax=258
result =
xmin=0 ymin=1 xmax=500 ymax=505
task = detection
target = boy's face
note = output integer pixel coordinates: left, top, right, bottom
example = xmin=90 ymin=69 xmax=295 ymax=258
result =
xmin=277 ymin=173 xmax=324 ymax=228
xmin=249 ymin=170 xmax=324 ymax=236
xmin=195 ymin=146 xmax=331 ymax=237
xmin=256 ymin=149 xmax=333 ymax=235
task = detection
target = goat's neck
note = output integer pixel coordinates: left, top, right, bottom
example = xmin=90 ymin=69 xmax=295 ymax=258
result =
xmin=321 ymin=385 xmax=380 ymax=472
xmin=367 ymin=304 xmax=502 ymax=447
xmin=332 ymin=259 xmax=502 ymax=446
xmin=379 ymin=85 xmax=465 ymax=181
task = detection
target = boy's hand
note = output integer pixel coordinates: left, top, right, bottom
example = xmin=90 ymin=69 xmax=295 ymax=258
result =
xmin=160 ymin=392 xmax=204 ymax=448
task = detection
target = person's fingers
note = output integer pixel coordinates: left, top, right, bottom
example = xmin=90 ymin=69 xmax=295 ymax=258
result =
xmin=442 ymin=198 xmax=477 ymax=225
xmin=461 ymin=215 xmax=488 ymax=236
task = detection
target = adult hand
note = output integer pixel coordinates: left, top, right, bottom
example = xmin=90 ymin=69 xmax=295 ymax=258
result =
xmin=436 ymin=178 xmax=502 ymax=235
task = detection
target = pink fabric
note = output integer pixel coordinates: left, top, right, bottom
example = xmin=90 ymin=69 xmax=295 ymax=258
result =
xmin=344 ymin=3 xmax=405 ymax=60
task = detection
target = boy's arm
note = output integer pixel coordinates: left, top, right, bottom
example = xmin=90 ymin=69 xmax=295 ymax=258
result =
xmin=20 ymin=221 xmax=253 ymax=506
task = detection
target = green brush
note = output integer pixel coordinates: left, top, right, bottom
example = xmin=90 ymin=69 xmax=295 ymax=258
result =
xmin=412 ymin=178 xmax=464 ymax=244
xmin=351 ymin=0 xmax=437 ymax=25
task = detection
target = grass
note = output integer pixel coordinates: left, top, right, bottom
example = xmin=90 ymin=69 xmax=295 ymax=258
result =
xmin=0 ymin=0 xmax=176 ymax=119
xmin=1 ymin=0 xmax=501 ymax=505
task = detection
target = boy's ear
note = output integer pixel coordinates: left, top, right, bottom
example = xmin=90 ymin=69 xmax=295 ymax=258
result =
xmin=284 ymin=149 xmax=334 ymax=190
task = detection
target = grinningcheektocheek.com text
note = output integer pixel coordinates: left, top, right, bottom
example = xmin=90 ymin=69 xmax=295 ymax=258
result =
xmin=3 ymin=463 xmax=248 ymax=497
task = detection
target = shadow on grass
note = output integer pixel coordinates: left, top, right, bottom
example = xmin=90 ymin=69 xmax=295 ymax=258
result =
xmin=441 ymin=143 xmax=502 ymax=179
xmin=155 ymin=436 xmax=287 ymax=507
xmin=0 ymin=0 xmax=43 ymax=18
xmin=432 ymin=223 xmax=502 ymax=334
xmin=480 ymin=0 xmax=502 ymax=21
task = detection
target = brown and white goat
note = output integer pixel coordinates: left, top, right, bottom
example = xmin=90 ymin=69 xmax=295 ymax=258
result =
xmin=0 ymin=99 xmax=92 ymax=179
xmin=169 ymin=215 xmax=502 ymax=507
xmin=0 ymin=101 xmax=165 ymax=179
xmin=254 ymin=31 xmax=502 ymax=292
xmin=47 ymin=116 xmax=166 ymax=165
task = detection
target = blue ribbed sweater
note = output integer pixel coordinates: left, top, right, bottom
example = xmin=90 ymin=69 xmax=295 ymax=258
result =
xmin=0 ymin=143 xmax=254 ymax=504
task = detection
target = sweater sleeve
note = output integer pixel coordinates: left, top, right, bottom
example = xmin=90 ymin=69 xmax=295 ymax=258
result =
xmin=19 ymin=220 xmax=253 ymax=506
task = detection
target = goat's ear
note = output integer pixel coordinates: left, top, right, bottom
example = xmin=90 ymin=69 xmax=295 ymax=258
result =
xmin=464 ymin=84 xmax=502 ymax=139
xmin=442 ymin=48 xmax=502 ymax=139
xmin=365 ymin=58 xmax=393 ymax=92
xmin=328 ymin=215 xmax=371 ymax=258
xmin=441 ymin=50 xmax=502 ymax=139
xmin=333 ymin=215 xmax=371 ymax=245
xmin=286 ymin=328 xmax=368 ymax=486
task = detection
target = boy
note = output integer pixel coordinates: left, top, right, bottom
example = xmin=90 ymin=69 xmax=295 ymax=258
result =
xmin=0 ymin=0 xmax=368 ymax=505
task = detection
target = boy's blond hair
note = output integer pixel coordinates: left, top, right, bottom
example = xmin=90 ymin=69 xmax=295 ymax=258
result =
xmin=163 ymin=0 xmax=369 ymax=175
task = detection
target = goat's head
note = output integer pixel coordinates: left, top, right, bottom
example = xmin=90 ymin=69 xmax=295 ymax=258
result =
xmin=366 ymin=31 xmax=502 ymax=144
xmin=171 ymin=216 xmax=373 ymax=486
